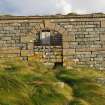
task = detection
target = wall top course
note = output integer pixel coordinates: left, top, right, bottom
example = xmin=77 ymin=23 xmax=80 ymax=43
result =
xmin=1 ymin=14 xmax=105 ymax=20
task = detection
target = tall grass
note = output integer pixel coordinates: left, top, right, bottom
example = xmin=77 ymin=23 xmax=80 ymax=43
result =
xmin=0 ymin=59 xmax=69 ymax=105
xmin=56 ymin=66 xmax=105 ymax=105
xmin=0 ymin=59 xmax=105 ymax=105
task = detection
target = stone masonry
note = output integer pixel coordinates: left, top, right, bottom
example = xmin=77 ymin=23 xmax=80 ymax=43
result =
xmin=0 ymin=14 xmax=105 ymax=69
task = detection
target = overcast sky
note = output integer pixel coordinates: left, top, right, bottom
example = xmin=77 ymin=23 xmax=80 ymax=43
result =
xmin=0 ymin=0 xmax=105 ymax=15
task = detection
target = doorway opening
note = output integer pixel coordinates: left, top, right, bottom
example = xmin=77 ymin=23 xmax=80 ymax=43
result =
xmin=53 ymin=62 xmax=63 ymax=69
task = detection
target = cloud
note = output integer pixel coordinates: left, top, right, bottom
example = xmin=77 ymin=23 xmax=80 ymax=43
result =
xmin=56 ymin=0 xmax=72 ymax=14
xmin=70 ymin=0 xmax=105 ymax=14
xmin=0 ymin=0 xmax=72 ymax=15
xmin=0 ymin=0 xmax=105 ymax=15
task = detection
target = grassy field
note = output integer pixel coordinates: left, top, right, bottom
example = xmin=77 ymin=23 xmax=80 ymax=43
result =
xmin=0 ymin=59 xmax=105 ymax=105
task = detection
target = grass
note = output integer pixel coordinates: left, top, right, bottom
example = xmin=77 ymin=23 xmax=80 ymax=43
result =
xmin=0 ymin=59 xmax=105 ymax=105
xmin=56 ymin=66 xmax=105 ymax=105
xmin=0 ymin=59 xmax=69 ymax=105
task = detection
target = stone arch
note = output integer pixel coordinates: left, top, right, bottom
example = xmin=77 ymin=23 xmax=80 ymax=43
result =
xmin=24 ymin=20 xmax=68 ymax=43
xmin=21 ymin=20 xmax=70 ymax=66
xmin=35 ymin=20 xmax=67 ymax=34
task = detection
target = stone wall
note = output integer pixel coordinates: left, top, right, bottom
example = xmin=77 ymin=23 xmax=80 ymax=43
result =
xmin=0 ymin=17 xmax=63 ymax=64
xmin=0 ymin=15 xmax=105 ymax=69
xmin=57 ymin=17 xmax=105 ymax=69
xmin=0 ymin=19 xmax=39 ymax=59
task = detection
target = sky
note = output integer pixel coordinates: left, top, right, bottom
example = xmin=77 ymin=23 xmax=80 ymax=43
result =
xmin=0 ymin=0 xmax=105 ymax=16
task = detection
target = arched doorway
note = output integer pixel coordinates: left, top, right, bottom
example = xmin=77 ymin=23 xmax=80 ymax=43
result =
xmin=34 ymin=29 xmax=63 ymax=66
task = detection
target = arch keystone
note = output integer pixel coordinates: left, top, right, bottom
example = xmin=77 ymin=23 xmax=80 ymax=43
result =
xmin=44 ymin=20 xmax=55 ymax=30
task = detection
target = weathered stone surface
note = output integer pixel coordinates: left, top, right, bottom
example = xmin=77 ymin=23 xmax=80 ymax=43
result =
xmin=63 ymin=49 xmax=75 ymax=55
xmin=0 ymin=15 xmax=104 ymax=69
xmin=21 ymin=50 xmax=34 ymax=56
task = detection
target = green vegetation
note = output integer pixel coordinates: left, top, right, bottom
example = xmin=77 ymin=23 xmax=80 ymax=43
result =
xmin=0 ymin=59 xmax=105 ymax=105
